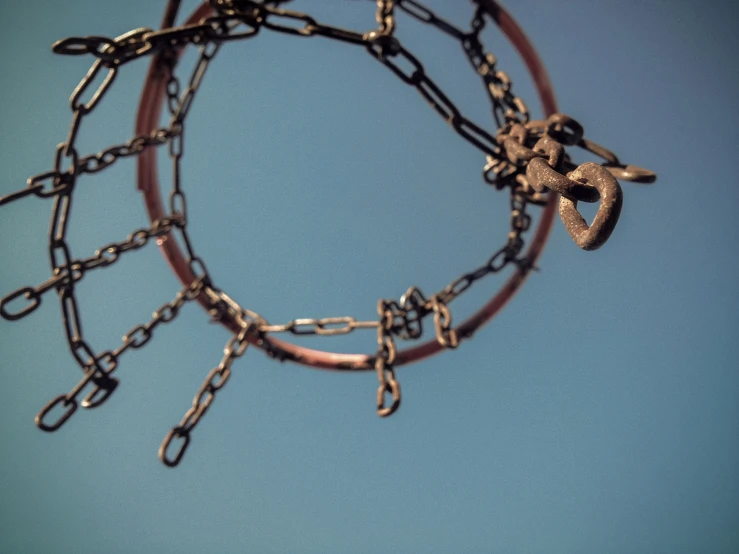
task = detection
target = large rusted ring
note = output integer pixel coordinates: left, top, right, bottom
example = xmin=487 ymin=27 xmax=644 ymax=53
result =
xmin=136 ymin=0 xmax=559 ymax=371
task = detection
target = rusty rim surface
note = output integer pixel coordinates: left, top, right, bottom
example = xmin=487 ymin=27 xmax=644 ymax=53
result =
xmin=135 ymin=0 xmax=558 ymax=371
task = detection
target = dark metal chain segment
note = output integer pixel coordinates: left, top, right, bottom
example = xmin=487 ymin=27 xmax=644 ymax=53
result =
xmin=0 ymin=214 xmax=183 ymax=321
xmin=375 ymin=0 xmax=396 ymax=36
xmin=465 ymin=6 xmax=529 ymax=128
xmin=160 ymin=319 xmax=256 ymax=467
xmin=35 ymin=279 xmax=206 ymax=432
xmin=375 ymin=300 xmax=401 ymax=417
xmin=0 ymin=0 xmax=656 ymax=467
xmin=164 ymin=43 xmax=219 ymax=285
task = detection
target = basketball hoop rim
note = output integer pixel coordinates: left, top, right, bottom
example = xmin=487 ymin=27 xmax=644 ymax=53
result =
xmin=135 ymin=0 xmax=559 ymax=371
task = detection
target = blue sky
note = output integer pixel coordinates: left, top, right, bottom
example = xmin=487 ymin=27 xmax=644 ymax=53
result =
xmin=0 ymin=1 xmax=737 ymax=553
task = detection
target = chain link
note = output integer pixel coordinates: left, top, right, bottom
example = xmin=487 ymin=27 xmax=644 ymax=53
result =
xmin=0 ymin=0 xmax=656 ymax=465
xmin=259 ymin=317 xmax=379 ymax=336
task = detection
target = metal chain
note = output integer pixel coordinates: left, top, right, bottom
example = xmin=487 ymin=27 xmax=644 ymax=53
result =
xmin=465 ymin=5 xmax=529 ymax=128
xmin=375 ymin=300 xmax=401 ymax=417
xmin=47 ymin=49 xmax=107 ymax=386
xmin=159 ymin=319 xmax=255 ymax=467
xmin=0 ymin=215 xmax=183 ymax=321
xmin=0 ymin=128 xmax=176 ymax=208
xmin=376 ymin=0 xmax=396 ymax=36
xmin=78 ymin=128 xmax=176 ymax=174
xmin=35 ymin=278 xmax=206 ymax=432
xmin=396 ymin=0 xmax=466 ymax=40
xmin=0 ymin=0 xmax=656 ymax=466
xmin=260 ymin=317 xmax=379 ymax=336
xmin=164 ymin=44 xmax=219 ymax=285
xmin=431 ymin=296 xmax=459 ymax=349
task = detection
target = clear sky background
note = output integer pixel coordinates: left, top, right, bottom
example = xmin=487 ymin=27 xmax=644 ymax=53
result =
xmin=0 ymin=1 xmax=737 ymax=553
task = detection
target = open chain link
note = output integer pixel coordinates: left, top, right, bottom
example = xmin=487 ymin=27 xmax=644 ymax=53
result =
xmin=0 ymin=0 xmax=655 ymax=466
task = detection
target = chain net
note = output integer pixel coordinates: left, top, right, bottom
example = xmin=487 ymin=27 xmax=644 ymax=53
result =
xmin=0 ymin=0 xmax=656 ymax=467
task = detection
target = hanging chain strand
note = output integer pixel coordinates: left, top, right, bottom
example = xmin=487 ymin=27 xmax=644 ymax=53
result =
xmin=164 ymin=42 xmax=221 ymax=284
xmin=465 ymin=5 xmax=529 ymax=128
xmin=35 ymin=279 xmax=206 ymax=432
xmin=159 ymin=319 xmax=256 ymax=467
xmin=0 ymin=215 xmax=183 ymax=321
xmin=0 ymin=0 xmax=656 ymax=466
xmin=375 ymin=300 xmax=401 ymax=417
xmin=376 ymin=0 xmax=396 ymax=36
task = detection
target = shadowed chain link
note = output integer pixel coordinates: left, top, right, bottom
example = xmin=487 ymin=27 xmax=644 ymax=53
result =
xmin=0 ymin=0 xmax=656 ymax=466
